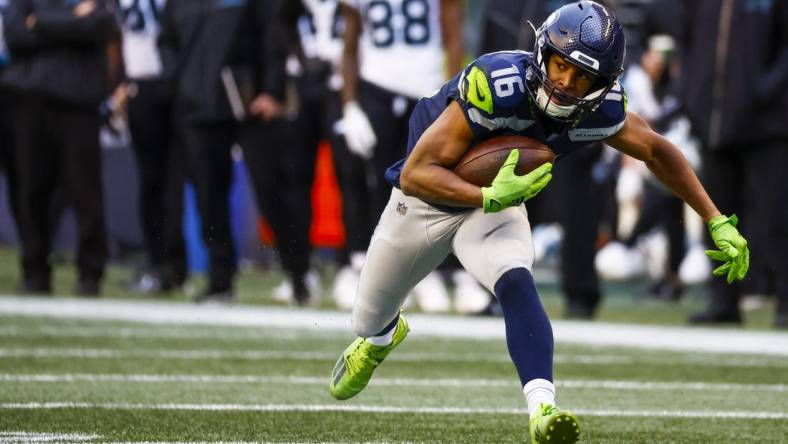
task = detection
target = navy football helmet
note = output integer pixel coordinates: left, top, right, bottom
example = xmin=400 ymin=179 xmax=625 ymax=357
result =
xmin=525 ymin=1 xmax=626 ymax=124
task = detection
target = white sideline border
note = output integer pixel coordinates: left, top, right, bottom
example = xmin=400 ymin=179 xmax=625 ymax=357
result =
xmin=1 ymin=296 xmax=787 ymax=356
xmin=1 ymin=402 xmax=786 ymax=420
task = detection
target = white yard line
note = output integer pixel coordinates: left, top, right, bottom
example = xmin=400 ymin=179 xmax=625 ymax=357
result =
xmin=0 ymin=441 xmax=425 ymax=444
xmin=0 ymin=431 xmax=99 ymax=442
xmin=0 ymin=402 xmax=785 ymax=420
xmin=0 ymin=325 xmax=307 ymax=341
xmin=1 ymin=346 xmax=784 ymax=368
xmin=0 ymin=347 xmax=632 ymax=365
xmin=1 ymin=296 xmax=787 ymax=356
xmin=1 ymin=373 xmax=785 ymax=392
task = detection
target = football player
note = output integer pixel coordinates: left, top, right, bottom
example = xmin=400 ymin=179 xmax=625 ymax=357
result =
xmin=328 ymin=2 xmax=750 ymax=443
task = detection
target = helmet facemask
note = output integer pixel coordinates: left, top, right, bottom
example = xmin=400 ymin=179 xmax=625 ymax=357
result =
xmin=526 ymin=41 xmax=615 ymax=124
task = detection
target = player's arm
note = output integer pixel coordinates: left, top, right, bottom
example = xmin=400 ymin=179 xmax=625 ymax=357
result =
xmin=339 ymin=3 xmax=362 ymax=105
xmin=605 ymin=111 xmax=749 ymax=282
xmin=338 ymin=2 xmax=376 ymax=157
xmin=399 ymin=101 xmax=482 ymax=207
xmin=440 ymin=0 xmax=463 ymax=78
xmin=604 ymin=111 xmax=719 ymax=221
xmin=400 ymin=102 xmax=552 ymax=210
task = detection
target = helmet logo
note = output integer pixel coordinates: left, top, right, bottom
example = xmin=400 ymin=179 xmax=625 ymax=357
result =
xmin=569 ymin=50 xmax=599 ymax=70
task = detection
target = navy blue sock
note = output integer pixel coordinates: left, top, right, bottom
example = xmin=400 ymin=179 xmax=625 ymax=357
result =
xmin=494 ymin=267 xmax=554 ymax=385
xmin=373 ymin=313 xmax=400 ymax=337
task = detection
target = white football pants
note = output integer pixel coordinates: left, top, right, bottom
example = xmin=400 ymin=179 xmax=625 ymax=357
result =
xmin=352 ymin=187 xmax=535 ymax=337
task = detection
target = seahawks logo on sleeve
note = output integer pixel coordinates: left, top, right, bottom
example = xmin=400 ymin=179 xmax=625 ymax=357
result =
xmin=456 ymin=52 xmax=535 ymax=135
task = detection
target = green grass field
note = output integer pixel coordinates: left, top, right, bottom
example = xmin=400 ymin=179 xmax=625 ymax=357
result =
xmin=0 ymin=246 xmax=786 ymax=443
xmin=0 ymin=312 xmax=786 ymax=443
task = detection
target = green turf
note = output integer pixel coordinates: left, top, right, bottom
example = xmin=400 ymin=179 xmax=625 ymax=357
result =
xmin=0 ymin=316 xmax=786 ymax=443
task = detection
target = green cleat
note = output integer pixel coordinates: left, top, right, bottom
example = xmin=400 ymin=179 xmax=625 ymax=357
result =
xmin=529 ymin=403 xmax=580 ymax=444
xmin=329 ymin=315 xmax=409 ymax=400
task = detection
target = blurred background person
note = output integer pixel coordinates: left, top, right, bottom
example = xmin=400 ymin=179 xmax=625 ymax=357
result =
xmin=337 ymin=0 xmax=479 ymax=314
xmin=267 ymin=0 xmax=356 ymax=308
xmin=158 ymin=0 xmax=292 ymax=302
xmin=2 ymin=0 xmax=119 ymax=295
xmin=260 ymin=0 xmax=343 ymax=306
xmin=681 ymin=0 xmax=788 ymax=327
xmin=116 ymin=0 xmax=187 ymax=295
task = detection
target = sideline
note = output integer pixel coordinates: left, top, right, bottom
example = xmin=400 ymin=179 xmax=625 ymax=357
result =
xmin=1 ymin=296 xmax=787 ymax=355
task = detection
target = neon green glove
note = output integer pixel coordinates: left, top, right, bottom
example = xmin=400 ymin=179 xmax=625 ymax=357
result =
xmin=481 ymin=149 xmax=553 ymax=213
xmin=705 ymin=214 xmax=750 ymax=284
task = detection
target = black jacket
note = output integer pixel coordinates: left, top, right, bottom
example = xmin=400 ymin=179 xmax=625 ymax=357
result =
xmin=680 ymin=0 xmax=788 ymax=150
xmin=2 ymin=0 xmax=119 ymax=106
xmin=159 ymin=0 xmax=281 ymax=123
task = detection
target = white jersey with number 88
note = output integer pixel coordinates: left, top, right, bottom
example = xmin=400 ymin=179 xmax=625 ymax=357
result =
xmin=342 ymin=0 xmax=444 ymax=99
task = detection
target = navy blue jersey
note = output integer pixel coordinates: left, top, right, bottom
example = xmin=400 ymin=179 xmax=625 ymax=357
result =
xmin=385 ymin=50 xmax=627 ymax=189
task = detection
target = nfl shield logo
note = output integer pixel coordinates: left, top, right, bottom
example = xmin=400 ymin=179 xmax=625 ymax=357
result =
xmin=396 ymin=202 xmax=408 ymax=216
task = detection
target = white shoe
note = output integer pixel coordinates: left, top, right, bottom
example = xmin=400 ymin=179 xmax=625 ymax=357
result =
xmin=411 ymin=271 xmax=451 ymax=313
xmin=272 ymin=270 xmax=321 ymax=304
xmin=679 ymin=244 xmax=712 ymax=285
xmin=595 ymin=241 xmax=646 ymax=281
xmin=452 ymin=270 xmax=492 ymax=314
xmin=332 ymin=265 xmax=359 ymax=311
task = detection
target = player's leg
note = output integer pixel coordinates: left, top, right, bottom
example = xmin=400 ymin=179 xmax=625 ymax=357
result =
xmin=331 ymin=90 xmax=378 ymax=309
xmin=330 ymin=188 xmax=456 ymax=400
xmin=180 ymin=121 xmax=236 ymax=299
xmin=127 ymin=79 xmax=185 ymax=292
xmin=57 ymin=100 xmax=107 ymax=294
xmin=241 ymin=102 xmax=318 ymax=306
xmin=453 ymin=206 xmax=579 ymax=444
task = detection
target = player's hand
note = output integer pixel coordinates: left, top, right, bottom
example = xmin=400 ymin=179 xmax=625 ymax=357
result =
xmin=705 ymin=214 xmax=749 ymax=284
xmin=481 ymin=149 xmax=552 ymax=213
xmin=342 ymin=101 xmax=376 ymax=159
xmin=74 ymin=0 xmax=96 ymax=17
xmin=249 ymin=94 xmax=283 ymax=121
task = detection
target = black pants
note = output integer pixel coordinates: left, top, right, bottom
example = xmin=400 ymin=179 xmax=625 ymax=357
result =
xmin=552 ymin=144 xmax=604 ymax=313
xmin=177 ymin=118 xmax=241 ymax=290
xmin=625 ymin=181 xmax=685 ymax=274
xmin=13 ymin=94 xmax=107 ymax=284
xmin=128 ymin=79 xmax=186 ymax=282
xmin=702 ymin=143 xmax=788 ymax=316
xmin=243 ymin=111 xmax=316 ymax=277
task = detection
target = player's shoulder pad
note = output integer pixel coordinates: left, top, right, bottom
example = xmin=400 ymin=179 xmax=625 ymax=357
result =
xmin=458 ymin=51 xmax=529 ymax=116
xmin=569 ymin=80 xmax=628 ymax=141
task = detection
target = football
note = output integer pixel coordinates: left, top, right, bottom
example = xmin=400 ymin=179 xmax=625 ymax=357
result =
xmin=454 ymin=135 xmax=555 ymax=187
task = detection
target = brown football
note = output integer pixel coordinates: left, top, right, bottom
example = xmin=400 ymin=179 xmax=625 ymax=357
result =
xmin=454 ymin=135 xmax=555 ymax=187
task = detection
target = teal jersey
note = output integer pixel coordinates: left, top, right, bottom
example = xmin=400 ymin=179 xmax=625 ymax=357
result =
xmin=385 ymin=50 xmax=627 ymax=189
